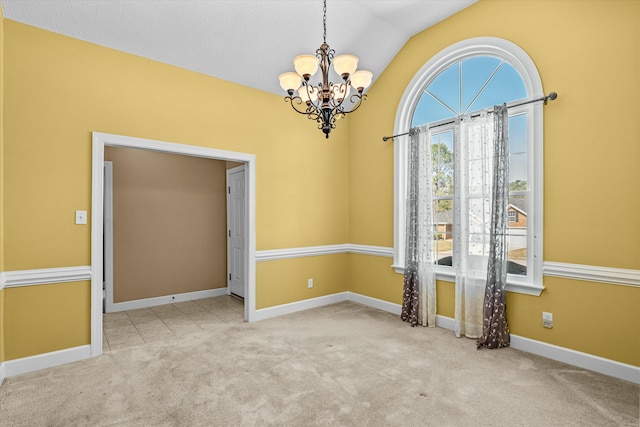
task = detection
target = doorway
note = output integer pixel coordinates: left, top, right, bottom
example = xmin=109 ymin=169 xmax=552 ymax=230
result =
xmin=103 ymin=151 xmax=236 ymax=312
xmin=91 ymin=132 xmax=256 ymax=357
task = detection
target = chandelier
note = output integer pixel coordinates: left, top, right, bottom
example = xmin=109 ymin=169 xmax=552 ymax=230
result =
xmin=278 ymin=0 xmax=373 ymax=138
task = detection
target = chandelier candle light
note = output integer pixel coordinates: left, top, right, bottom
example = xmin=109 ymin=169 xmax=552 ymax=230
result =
xmin=278 ymin=0 xmax=373 ymax=138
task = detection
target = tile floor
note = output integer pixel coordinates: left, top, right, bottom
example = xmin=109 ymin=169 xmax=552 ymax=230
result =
xmin=102 ymin=295 xmax=244 ymax=352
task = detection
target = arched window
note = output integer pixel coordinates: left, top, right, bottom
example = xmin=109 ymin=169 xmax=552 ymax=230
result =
xmin=393 ymin=37 xmax=544 ymax=295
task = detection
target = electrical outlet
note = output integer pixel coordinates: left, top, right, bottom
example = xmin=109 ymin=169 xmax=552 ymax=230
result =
xmin=75 ymin=210 xmax=87 ymax=225
xmin=307 ymin=278 xmax=313 ymax=288
xmin=542 ymin=311 xmax=553 ymax=328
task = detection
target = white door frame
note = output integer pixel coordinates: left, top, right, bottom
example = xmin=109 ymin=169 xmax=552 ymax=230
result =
xmin=91 ymin=132 xmax=256 ymax=357
xmin=103 ymin=161 xmax=115 ymax=313
xmin=226 ymin=165 xmax=246 ymax=298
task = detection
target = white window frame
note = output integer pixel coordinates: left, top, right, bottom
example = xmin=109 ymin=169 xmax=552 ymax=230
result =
xmin=393 ymin=37 xmax=544 ymax=296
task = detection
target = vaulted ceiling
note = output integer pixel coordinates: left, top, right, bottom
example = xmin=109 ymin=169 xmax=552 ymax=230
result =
xmin=0 ymin=0 xmax=477 ymax=95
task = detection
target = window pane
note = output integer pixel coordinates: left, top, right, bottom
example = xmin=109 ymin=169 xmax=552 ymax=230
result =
xmin=412 ymin=93 xmax=456 ymax=126
xmin=434 ymin=200 xmax=453 ymax=266
xmin=432 ymin=130 xmax=454 ymax=267
xmin=509 ymin=113 xmax=527 ymax=188
xmin=509 ymin=113 xmax=527 ymax=154
xmin=427 ymin=62 xmax=460 ymax=113
xmin=508 ymin=194 xmax=528 ymax=275
xmin=509 ymin=154 xmax=527 ymax=190
xmin=461 ymin=56 xmax=503 ymax=113
xmin=431 ymin=131 xmax=454 ymax=197
xmin=467 ymin=63 xmax=527 ymax=112
xmin=468 ymin=197 xmax=490 ymax=237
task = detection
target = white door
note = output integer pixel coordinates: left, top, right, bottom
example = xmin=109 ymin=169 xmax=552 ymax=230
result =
xmin=227 ymin=165 xmax=246 ymax=298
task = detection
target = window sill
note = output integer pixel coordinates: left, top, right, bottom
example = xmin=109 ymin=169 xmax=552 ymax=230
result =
xmin=392 ymin=264 xmax=544 ymax=296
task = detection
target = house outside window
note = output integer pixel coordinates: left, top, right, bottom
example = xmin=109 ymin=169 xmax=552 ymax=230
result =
xmin=393 ymin=37 xmax=545 ymax=295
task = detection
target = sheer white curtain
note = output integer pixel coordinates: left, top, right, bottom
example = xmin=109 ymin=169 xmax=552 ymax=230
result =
xmin=401 ymin=125 xmax=437 ymax=327
xmin=453 ymin=107 xmax=510 ymax=339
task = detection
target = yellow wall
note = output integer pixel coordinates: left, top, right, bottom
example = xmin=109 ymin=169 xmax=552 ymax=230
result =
xmin=506 ymin=278 xmax=639 ymax=363
xmin=348 ymin=254 xmax=401 ymax=304
xmin=4 ymin=282 xmax=90 ymax=360
xmin=256 ymin=254 xmax=348 ymax=310
xmin=1 ymin=20 xmax=349 ymax=359
xmin=348 ymin=0 xmax=640 ymax=366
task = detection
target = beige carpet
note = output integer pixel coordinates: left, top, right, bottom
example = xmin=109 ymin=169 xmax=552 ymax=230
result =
xmin=1 ymin=301 xmax=638 ymax=426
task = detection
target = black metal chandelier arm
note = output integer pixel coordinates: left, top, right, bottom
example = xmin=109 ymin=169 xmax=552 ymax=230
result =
xmin=340 ymin=93 xmax=367 ymax=115
xmin=284 ymin=96 xmax=317 ymax=115
xmin=351 ymin=92 xmax=366 ymax=103
xmin=309 ymin=114 xmax=323 ymax=124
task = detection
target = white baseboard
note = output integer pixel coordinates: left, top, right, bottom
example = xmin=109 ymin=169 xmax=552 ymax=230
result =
xmin=253 ymin=292 xmax=402 ymax=322
xmin=509 ymin=335 xmax=640 ymax=384
xmin=3 ymin=345 xmax=91 ymax=379
xmin=429 ymin=314 xmax=639 ymax=385
xmin=347 ymin=292 xmax=402 ymax=315
xmin=435 ymin=314 xmax=457 ymax=330
xmin=106 ymin=288 xmax=228 ymax=313
xmin=0 ymin=361 xmax=6 ymax=385
xmin=344 ymin=294 xmax=458 ymax=332
xmin=254 ymin=292 xmax=349 ymax=321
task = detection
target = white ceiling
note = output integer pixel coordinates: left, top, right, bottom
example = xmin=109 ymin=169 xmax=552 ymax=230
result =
xmin=0 ymin=0 xmax=477 ymax=95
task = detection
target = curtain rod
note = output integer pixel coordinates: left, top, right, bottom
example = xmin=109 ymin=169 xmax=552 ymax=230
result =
xmin=382 ymin=92 xmax=557 ymax=142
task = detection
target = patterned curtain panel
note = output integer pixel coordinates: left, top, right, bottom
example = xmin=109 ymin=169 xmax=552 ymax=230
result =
xmin=453 ymin=106 xmax=510 ymax=340
xmin=478 ymin=105 xmax=511 ymax=349
xmin=401 ymin=125 xmax=437 ymax=327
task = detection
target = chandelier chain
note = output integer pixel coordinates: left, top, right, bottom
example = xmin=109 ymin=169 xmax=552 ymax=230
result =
xmin=323 ymin=0 xmax=327 ymax=44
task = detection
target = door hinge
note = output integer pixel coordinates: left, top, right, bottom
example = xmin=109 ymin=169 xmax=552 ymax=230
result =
xmin=228 ymin=186 xmax=231 ymax=194
xmin=229 ymin=273 xmax=232 ymax=281
xmin=228 ymin=229 xmax=231 ymax=237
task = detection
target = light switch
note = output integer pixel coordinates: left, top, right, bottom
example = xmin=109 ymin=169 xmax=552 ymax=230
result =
xmin=75 ymin=210 xmax=87 ymax=225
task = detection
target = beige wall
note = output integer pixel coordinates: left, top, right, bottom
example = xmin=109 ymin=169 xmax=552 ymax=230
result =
xmin=105 ymin=147 xmax=227 ymax=302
